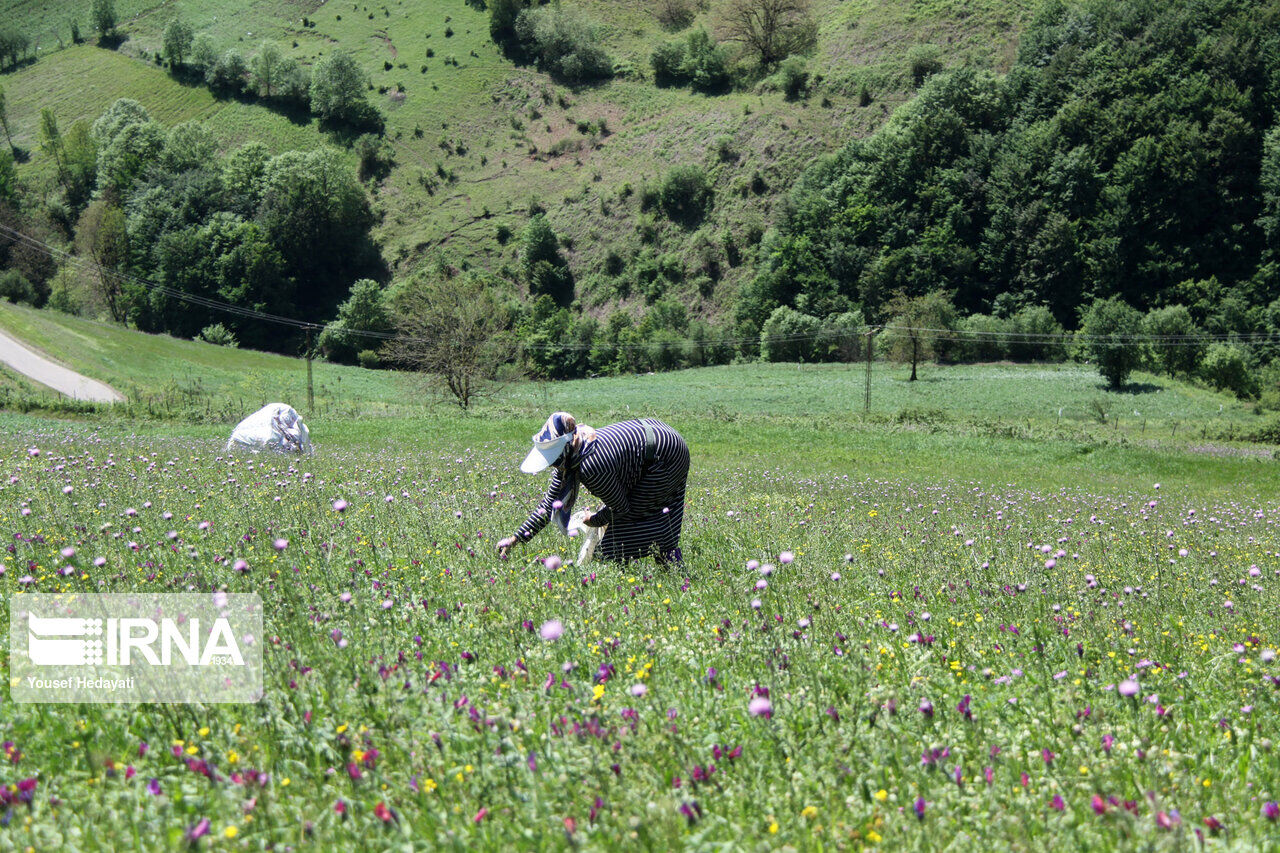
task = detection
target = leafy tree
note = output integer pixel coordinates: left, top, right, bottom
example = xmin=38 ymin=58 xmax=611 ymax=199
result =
xmin=650 ymin=40 xmax=687 ymax=87
xmin=1142 ymin=304 xmax=1204 ymax=376
xmin=319 ymin=278 xmax=392 ymax=364
xmin=275 ymin=57 xmax=310 ymax=105
xmin=162 ymin=18 xmax=193 ymax=67
xmin=519 ymin=214 xmax=572 ymax=305
xmin=0 ymin=27 xmax=32 ymax=70
xmin=760 ymin=305 xmax=821 ymax=362
xmin=772 ymin=55 xmax=808 ymax=100
xmin=92 ymin=0 xmax=116 ymax=37
xmin=1262 ymin=126 xmax=1280 ymax=265
xmin=221 ymin=141 xmax=270 ymax=216
xmin=1201 ymin=343 xmax=1257 ymax=399
xmin=1079 ymin=297 xmax=1143 ymax=389
xmin=250 ymin=41 xmax=283 ymax=97
xmin=208 ymin=49 xmax=248 ymax=92
xmin=96 ymin=119 xmax=166 ymax=194
xmin=717 ymin=0 xmax=816 ymax=67
xmin=884 ymin=290 xmax=955 ymax=380
xmin=190 ymin=33 xmax=218 ymax=73
xmin=0 ymin=84 xmax=14 ymax=154
xmin=0 ymin=269 xmax=35 ymax=305
xmin=256 ymin=147 xmax=377 ymax=314
xmin=0 ymin=148 xmax=15 ymax=206
xmin=1007 ymin=304 xmax=1066 ymax=362
xmin=310 ymin=50 xmax=372 ymax=124
xmin=514 ymin=7 xmax=612 ymax=84
xmin=39 ymin=109 xmax=68 ymax=192
xmin=162 ymin=121 xmax=217 ymax=172
xmin=489 ymin=0 xmax=527 ymax=53
xmin=75 ymin=200 xmax=130 ymax=321
xmin=384 ymin=273 xmax=517 ymax=408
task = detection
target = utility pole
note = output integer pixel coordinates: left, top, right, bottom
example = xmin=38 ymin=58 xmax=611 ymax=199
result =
xmin=864 ymin=326 xmax=879 ymax=414
xmin=305 ymin=326 xmax=315 ymax=414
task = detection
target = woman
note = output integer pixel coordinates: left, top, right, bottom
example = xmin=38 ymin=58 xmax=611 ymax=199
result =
xmin=496 ymin=412 xmax=689 ymax=564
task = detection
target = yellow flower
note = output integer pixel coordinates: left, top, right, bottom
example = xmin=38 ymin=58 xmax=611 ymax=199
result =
xmin=224 ymin=826 xmax=238 ymax=839
xmin=768 ymin=820 xmax=778 ymax=834
xmin=424 ymin=778 xmax=438 ymax=792
xmin=874 ymin=789 xmax=888 ymax=802
xmin=227 ymin=751 xmax=239 ymax=764
xmin=336 ymin=723 xmax=348 ymax=734
xmin=867 ymin=830 xmax=883 ymax=843
xmin=592 ymin=684 xmax=605 ymax=701
xmin=351 ymin=749 xmax=366 ymax=764
xmin=801 ymin=806 xmax=818 ymax=819
xmin=281 ymin=778 xmax=290 ymax=787
xmin=198 ymin=727 xmax=210 ymax=737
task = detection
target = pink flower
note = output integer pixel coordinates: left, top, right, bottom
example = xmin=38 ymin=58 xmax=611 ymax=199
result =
xmin=748 ymin=697 xmax=772 ymax=718
xmin=779 ymin=551 xmax=794 ymax=564
xmin=1118 ymin=679 xmax=1139 ymax=698
xmin=186 ymin=818 xmax=210 ymax=841
xmin=1051 ymin=795 xmax=1065 ymax=811
xmin=332 ymin=499 xmax=348 ymax=512
xmin=544 ymin=555 xmax=563 ymax=571
xmin=273 ymin=538 xmax=288 ymax=551
xmin=540 ymin=619 xmax=564 ymax=641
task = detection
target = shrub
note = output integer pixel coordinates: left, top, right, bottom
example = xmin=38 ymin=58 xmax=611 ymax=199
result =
xmin=760 ymin=305 xmax=821 ymax=362
xmin=0 ymin=270 xmax=36 ymax=305
xmin=1201 ymin=343 xmax=1257 ymax=399
xmin=650 ymin=40 xmax=687 ymax=87
xmin=196 ymin=323 xmax=239 ymax=347
xmin=907 ymin=44 xmax=943 ymax=87
xmin=357 ymin=349 xmax=381 ymax=369
xmin=515 ymin=7 xmax=613 ymax=85
xmin=655 ymin=0 xmax=696 ymax=31
xmin=657 ymin=164 xmax=712 ymax=227
xmin=773 ymin=55 xmax=809 ymax=100
xmin=208 ymin=49 xmax=248 ymax=92
xmin=1007 ymin=305 xmax=1066 ymax=362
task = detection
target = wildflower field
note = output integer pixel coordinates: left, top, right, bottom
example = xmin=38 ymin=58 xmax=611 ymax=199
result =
xmin=1 ymin=413 xmax=1278 ymax=850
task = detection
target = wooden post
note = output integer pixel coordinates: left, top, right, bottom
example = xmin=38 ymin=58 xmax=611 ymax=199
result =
xmin=306 ymin=326 xmax=315 ymax=415
xmin=863 ymin=328 xmax=878 ymax=414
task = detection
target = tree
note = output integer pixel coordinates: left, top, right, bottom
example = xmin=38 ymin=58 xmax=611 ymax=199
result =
xmin=162 ymin=120 xmax=217 ymax=172
xmin=310 ymin=50 xmax=371 ymax=124
xmin=162 ymin=18 xmax=193 ymax=67
xmin=92 ymin=0 xmax=117 ymax=38
xmin=208 ymin=49 xmax=248 ymax=92
xmin=1200 ymin=343 xmax=1256 ymax=399
xmin=519 ymin=214 xmax=572 ymax=305
xmin=221 ymin=141 xmax=270 ymax=216
xmin=39 ymin=109 xmax=67 ymax=192
xmin=489 ymin=0 xmax=527 ymax=52
xmin=1079 ymin=297 xmax=1144 ymax=389
xmin=717 ymin=0 xmax=816 ymax=67
xmin=318 ymin=279 xmax=393 ymax=364
xmin=190 ymin=33 xmax=217 ymax=73
xmin=884 ymin=290 xmax=955 ymax=381
xmin=0 ymin=84 xmax=14 ymax=154
xmin=384 ymin=273 xmax=516 ymax=409
xmin=760 ymin=305 xmax=821 ymax=362
xmin=1142 ymin=304 xmax=1204 ymax=376
xmin=76 ymin=200 xmax=129 ymax=322
xmin=658 ymin=164 xmax=712 ymax=227
xmin=514 ymin=7 xmax=612 ymax=84
xmin=0 ymin=148 xmax=16 ymax=206
xmin=250 ymin=41 xmax=282 ymax=98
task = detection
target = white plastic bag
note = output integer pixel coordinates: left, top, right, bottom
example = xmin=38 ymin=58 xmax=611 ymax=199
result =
xmin=567 ymin=510 xmax=606 ymax=565
xmin=226 ymin=403 xmax=312 ymax=454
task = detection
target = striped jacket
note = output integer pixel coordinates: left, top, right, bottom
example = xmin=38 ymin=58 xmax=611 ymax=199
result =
xmin=515 ymin=418 xmax=689 ymax=544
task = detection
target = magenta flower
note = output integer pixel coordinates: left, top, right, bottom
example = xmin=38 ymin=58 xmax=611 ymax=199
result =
xmin=540 ymin=619 xmax=564 ymax=641
xmin=779 ymin=551 xmax=794 ymax=564
xmin=1263 ymin=801 xmax=1279 ymax=821
xmin=748 ymin=696 xmax=772 ymax=718
xmin=1118 ymin=679 xmax=1139 ymax=697
xmin=1051 ymin=795 xmax=1065 ymax=811
xmin=914 ymin=797 xmax=926 ymax=819
xmin=332 ymin=499 xmax=348 ymax=512
xmin=273 ymin=538 xmax=288 ymax=551
xmin=186 ymin=818 xmax=210 ymax=841
xmin=1042 ymin=748 xmax=1055 ymax=765
xmin=233 ymin=559 xmax=249 ymax=573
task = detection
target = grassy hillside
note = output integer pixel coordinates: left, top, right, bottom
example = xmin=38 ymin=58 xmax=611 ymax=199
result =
xmin=3 ymin=0 xmax=1036 ymax=319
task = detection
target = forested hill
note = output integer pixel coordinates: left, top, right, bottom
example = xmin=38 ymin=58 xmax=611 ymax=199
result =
xmin=745 ymin=0 xmax=1280 ymax=339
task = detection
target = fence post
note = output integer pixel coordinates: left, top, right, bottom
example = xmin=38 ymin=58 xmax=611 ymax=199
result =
xmin=306 ymin=327 xmax=315 ymax=415
xmin=864 ymin=327 xmax=879 ymax=414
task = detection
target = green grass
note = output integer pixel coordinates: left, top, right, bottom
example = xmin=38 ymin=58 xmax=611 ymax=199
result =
xmin=0 ymin=404 xmax=1277 ymax=847
xmin=2 ymin=302 xmax=1278 ymax=499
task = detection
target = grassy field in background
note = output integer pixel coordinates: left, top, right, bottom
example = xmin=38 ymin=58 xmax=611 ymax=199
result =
xmin=1 ymin=303 xmax=1276 ymax=500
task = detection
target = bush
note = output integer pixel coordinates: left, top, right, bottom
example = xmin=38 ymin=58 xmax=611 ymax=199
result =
xmin=1201 ymin=343 xmax=1257 ymax=399
xmin=650 ymin=40 xmax=687 ymax=87
xmin=952 ymin=314 xmax=1008 ymax=362
xmin=207 ymin=49 xmax=248 ymax=92
xmin=1007 ymin=305 xmax=1067 ymax=362
xmin=651 ymin=29 xmax=729 ymax=92
xmin=657 ymin=164 xmax=712 ymax=227
xmin=655 ymin=0 xmax=696 ymax=31
xmin=515 ymin=7 xmax=612 ymax=85
xmin=760 ymin=305 xmax=821 ymax=362
xmin=197 ymin=323 xmax=239 ymax=347
xmin=0 ymin=270 xmax=36 ymax=305
xmin=773 ymin=55 xmax=809 ymax=100
xmin=1142 ymin=304 xmax=1204 ymax=376
xmin=907 ymin=44 xmax=943 ymax=87
xmin=357 ymin=349 xmax=381 ymax=369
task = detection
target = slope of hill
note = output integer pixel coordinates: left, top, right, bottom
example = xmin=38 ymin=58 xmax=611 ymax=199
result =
xmin=4 ymin=0 xmax=1036 ymax=320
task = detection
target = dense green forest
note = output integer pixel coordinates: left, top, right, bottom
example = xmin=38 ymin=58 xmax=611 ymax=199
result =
xmin=746 ymin=0 xmax=1280 ymax=342
xmin=1 ymin=0 xmax=1280 ymax=401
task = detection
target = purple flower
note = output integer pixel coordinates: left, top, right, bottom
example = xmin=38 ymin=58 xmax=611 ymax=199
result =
xmin=147 ymin=778 xmax=162 ymax=796
xmin=332 ymin=499 xmax=348 ymax=512
xmin=918 ymin=699 xmax=934 ymax=718
xmin=779 ymin=551 xmax=794 ymax=564
xmin=914 ymin=797 xmax=926 ymax=820
xmin=540 ymin=619 xmax=564 ymax=641
xmin=544 ymin=555 xmax=563 ymax=571
xmin=1118 ymin=679 xmax=1139 ymax=698
xmin=748 ymin=697 xmax=772 ymax=718
xmin=1051 ymin=795 xmax=1065 ymax=812
xmin=273 ymin=538 xmax=288 ymax=551
xmin=186 ymin=818 xmax=210 ymax=841
xmin=1263 ymin=801 xmax=1279 ymax=821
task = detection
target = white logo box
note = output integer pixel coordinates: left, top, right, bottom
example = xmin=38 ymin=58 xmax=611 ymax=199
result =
xmin=10 ymin=593 xmax=263 ymax=703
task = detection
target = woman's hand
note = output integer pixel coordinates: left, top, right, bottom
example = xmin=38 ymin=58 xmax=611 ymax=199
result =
xmin=496 ymin=535 xmax=518 ymax=559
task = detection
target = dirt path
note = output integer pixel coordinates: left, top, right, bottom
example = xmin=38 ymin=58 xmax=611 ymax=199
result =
xmin=0 ymin=327 xmax=125 ymax=403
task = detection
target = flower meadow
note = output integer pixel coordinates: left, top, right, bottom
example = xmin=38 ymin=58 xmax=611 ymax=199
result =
xmin=0 ymin=424 xmax=1278 ymax=850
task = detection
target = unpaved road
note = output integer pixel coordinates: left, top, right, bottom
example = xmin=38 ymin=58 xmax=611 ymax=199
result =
xmin=0 ymin=327 xmax=124 ymax=403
